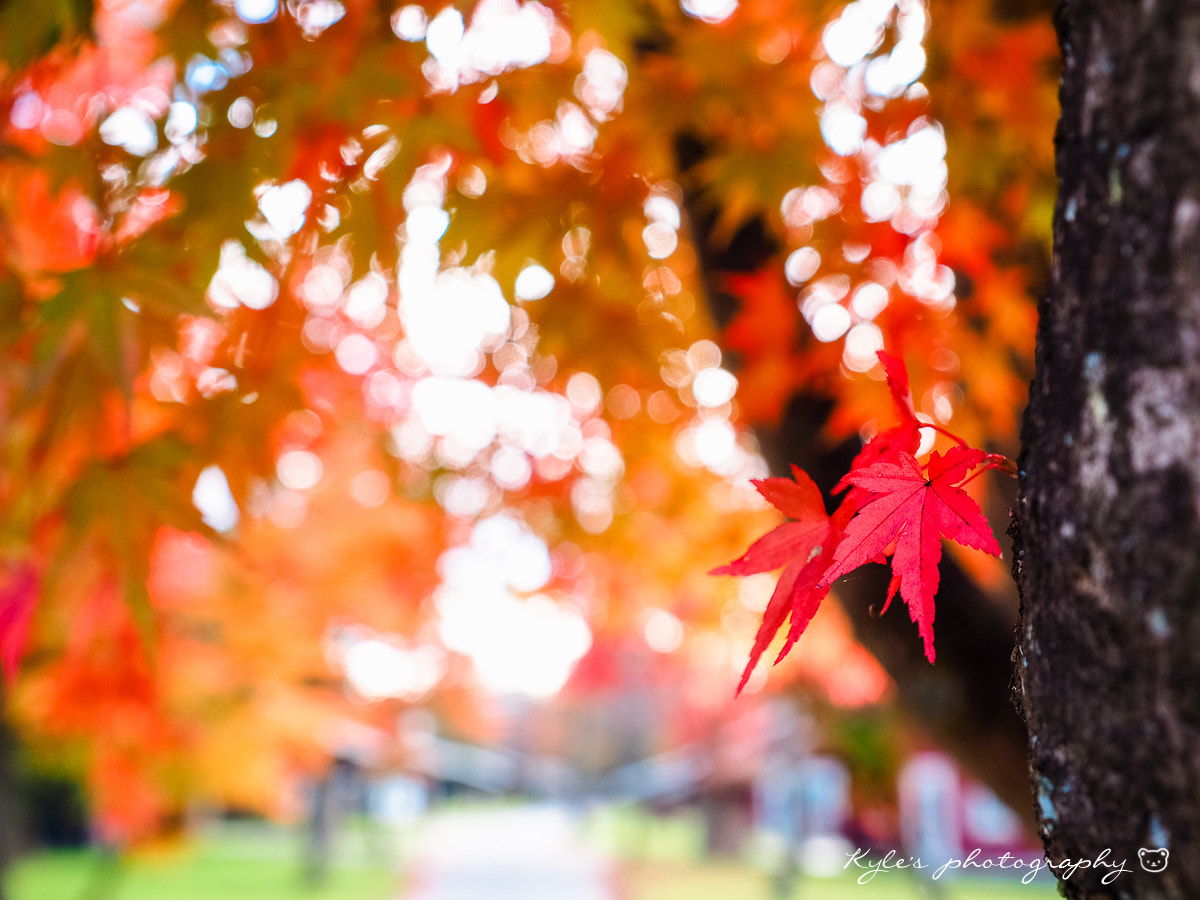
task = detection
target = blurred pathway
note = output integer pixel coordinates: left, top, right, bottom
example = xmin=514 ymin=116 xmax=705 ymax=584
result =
xmin=398 ymin=804 xmax=618 ymax=900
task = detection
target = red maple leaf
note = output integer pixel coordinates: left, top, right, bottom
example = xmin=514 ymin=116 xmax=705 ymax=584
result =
xmin=819 ymin=446 xmax=1001 ymax=662
xmin=713 ymin=351 xmax=1012 ymax=682
xmin=836 ymin=351 xmax=923 ymax=491
xmin=710 ymin=466 xmax=839 ymax=693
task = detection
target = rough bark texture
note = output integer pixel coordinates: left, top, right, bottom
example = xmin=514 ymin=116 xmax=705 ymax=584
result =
xmin=0 ymin=717 xmax=15 ymax=900
xmin=1015 ymin=2 xmax=1200 ymax=896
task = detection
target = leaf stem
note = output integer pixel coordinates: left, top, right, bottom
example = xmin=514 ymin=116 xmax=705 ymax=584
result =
xmin=919 ymin=422 xmax=968 ymax=447
xmin=957 ymin=454 xmax=1015 ymax=487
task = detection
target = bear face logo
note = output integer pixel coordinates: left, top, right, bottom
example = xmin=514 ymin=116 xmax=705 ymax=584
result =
xmin=1139 ymin=848 xmax=1169 ymax=873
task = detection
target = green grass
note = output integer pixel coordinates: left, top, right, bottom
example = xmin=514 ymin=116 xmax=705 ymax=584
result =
xmin=587 ymin=804 xmax=1061 ymax=900
xmin=5 ymin=820 xmax=401 ymax=900
xmin=619 ymin=860 xmax=1062 ymax=900
xmin=584 ymin=804 xmax=707 ymax=862
xmin=9 ymin=804 xmax=1064 ymax=900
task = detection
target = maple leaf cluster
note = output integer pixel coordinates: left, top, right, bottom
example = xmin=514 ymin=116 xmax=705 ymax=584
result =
xmin=714 ymin=351 xmax=1007 ymax=690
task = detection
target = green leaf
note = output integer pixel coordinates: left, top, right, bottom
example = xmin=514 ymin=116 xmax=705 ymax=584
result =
xmin=0 ymin=272 xmax=27 ymax=346
xmin=0 ymin=0 xmax=94 ymax=69
xmin=115 ymin=232 xmax=220 ymax=319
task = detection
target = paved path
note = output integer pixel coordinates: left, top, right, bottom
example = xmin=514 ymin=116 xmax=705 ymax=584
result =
xmin=399 ymin=804 xmax=618 ymax=900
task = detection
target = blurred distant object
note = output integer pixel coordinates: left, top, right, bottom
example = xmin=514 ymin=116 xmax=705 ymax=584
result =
xmin=757 ymin=756 xmax=852 ymax=877
xmin=898 ymin=752 xmax=1035 ymax=879
xmin=400 ymin=805 xmax=616 ymax=900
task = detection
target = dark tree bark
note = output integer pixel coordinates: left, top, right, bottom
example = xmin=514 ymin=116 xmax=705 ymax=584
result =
xmin=1015 ymin=1 xmax=1200 ymax=896
xmin=0 ymin=716 xmax=17 ymax=900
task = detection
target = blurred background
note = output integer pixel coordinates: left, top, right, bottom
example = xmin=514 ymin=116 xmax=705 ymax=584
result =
xmin=0 ymin=0 xmax=1059 ymax=896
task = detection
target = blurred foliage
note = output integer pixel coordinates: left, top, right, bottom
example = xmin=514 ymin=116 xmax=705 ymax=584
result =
xmin=0 ymin=0 xmax=1056 ymax=843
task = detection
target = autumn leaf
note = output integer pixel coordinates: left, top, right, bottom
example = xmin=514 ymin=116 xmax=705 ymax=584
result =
xmin=836 ymin=351 xmax=923 ymax=488
xmin=711 ymin=350 xmax=1008 ymax=684
xmin=819 ymin=446 xmax=1001 ymax=662
xmin=878 ymin=350 xmax=919 ymax=424
xmin=710 ymin=466 xmax=834 ymax=692
xmin=733 ymin=545 xmax=827 ymax=693
xmin=709 ymin=465 xmax=826 ymax=577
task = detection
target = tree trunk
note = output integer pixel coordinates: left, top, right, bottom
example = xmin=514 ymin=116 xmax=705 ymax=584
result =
xmin=1015 ymin=1 xmax=1200 ymax=896
xmin=0 ymin=702 xmax=22 ymax=900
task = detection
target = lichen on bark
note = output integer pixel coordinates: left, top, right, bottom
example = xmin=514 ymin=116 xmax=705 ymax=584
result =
xmin=1015 ymin=1 xmax=1200 ymax=897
